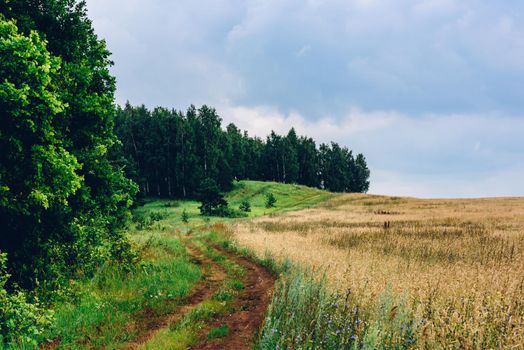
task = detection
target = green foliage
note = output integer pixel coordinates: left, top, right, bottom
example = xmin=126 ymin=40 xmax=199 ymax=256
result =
xmin=239 ymin=199 xmax=251 ymax=212
xmin=181 ymin=209 xmax=189 ymax=223
xmin=0 ymin=253 xmax=53 ymax=348
xmin=265 ymin=192 xmax=277 ymax=208
xmin=47 ymin=237 xmax=201 ymax=349
xmin=0 ymin=2 xmax=137 ymax=296
xmin=197 ymin=178 xmax=230 ymax=217
xmin=207 ymin=324 xmax=229 ymax=340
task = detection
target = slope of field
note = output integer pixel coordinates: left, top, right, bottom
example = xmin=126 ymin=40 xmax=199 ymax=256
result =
xmin=232 ymin=194 xmax=524 ymax=348
xmin=133 ymin=180 xmax=333 ymax=230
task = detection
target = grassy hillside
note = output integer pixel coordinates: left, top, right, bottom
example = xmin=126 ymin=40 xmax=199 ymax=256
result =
xmin=233 ymin=194 xmax=524 ymax=349
xmin=132 ymin=180 xmax=333 ymax=230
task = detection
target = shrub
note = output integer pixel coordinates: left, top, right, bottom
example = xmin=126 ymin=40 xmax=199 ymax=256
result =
xmin=181 ymin=209 xmax=189 ymax=223
xmin=133 ymin=212 xmax=152 ymax=230
xmin=265 ymin=193 xmax=277 ymax=208
xmin=0 ymin=253 xmax=54 ymax=348
xmin=150 ymin=211 xmax=166 ymax=222
xmin=239 ymin=200 xmax=251 ymax=212
xmin=207 ymin=324 xmax=229 ymax=339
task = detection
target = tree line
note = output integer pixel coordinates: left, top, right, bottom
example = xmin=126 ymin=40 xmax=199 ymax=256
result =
xmin=114 ymin=103 xmax=370 ymax=198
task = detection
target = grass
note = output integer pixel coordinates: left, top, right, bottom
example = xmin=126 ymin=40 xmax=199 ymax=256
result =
xmin=233 ymin=194 xmax=524 ymax=349
xmin=46 ymin=236 xmax=201 ymax=349
xmin=139 ymin=238 xmax=245 ymax=349
xmin=132 ymin=180 xmax=333 ymax=231
xmin=207 ymin=324 xmax=229 ymax=339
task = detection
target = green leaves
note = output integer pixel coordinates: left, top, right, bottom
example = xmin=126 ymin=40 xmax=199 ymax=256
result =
xmin=0 ymin=1 xmax=136 ymax=298
xmin=0 ymin=253 xmax=54 ymax=347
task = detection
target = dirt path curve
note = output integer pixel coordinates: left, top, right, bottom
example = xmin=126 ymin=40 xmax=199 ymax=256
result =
xmin=191 ymin=245 xmax=276 ymax=350
xmin=119 ymin=246 xmax=227 ymax=350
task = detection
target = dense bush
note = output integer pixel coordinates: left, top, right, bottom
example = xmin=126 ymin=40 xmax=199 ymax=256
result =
xmin=0 ymin=253 xmax=53 ymax=348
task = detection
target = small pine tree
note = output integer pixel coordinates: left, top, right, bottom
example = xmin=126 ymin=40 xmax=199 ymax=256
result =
xmin=197 ymin=178 xmax=229 ymax=216
xmin=265 ymin=193 xmax=277 ymax=208
xmin=181 ymin=209 xmax=189 ymax=223
xmin=239 ymin=199 xmax=251 ymax=212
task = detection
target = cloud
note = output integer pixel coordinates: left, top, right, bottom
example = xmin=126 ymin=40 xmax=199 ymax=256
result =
xmin=84 ymin=0 xmax=524 ymax=197
xmin=218 ymin=103 xmax=524 ymax=197
xmin=86 ymin=0 xmax=524 ymax=115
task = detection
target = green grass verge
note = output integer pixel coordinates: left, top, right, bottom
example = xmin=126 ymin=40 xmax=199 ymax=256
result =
xmin=45 ymin=237 xmax=201 ymax=349
xmin=207 ymin=324 xmax=229 ymax=339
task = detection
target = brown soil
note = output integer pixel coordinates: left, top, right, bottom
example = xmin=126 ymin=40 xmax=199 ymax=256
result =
xmin=119 ymin=246 xmax=227 ymax=350
xmin=191 ymin=245 xmax=276 ymax=350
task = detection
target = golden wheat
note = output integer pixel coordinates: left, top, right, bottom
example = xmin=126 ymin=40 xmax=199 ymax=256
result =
xmin=232 ymin=194 xmax=524 ymax=349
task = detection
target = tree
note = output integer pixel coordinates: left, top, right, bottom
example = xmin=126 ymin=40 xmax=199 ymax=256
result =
xmin=353 ymin=154 xmax=370 ymax=193
xmin=283 ymin=128 xmax=300 ymax=183
xmin=0 ymin=18 xmax=83 ymax=288
xmin=297 ymin=136 xmax=320 ymax=188
xmin=181 ymin=209 xmax=189 ymax=223
xmin=112 ymin=103 xmax=371 ymax=201
xmin=197 ymin=178 xmax=229 ymax=216
xmin=1 ymin=1 xmax=137 ymax=290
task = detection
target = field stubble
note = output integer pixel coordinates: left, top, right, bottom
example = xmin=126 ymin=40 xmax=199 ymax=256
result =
xmin=233 ymin=194 xmax=524 ymax=348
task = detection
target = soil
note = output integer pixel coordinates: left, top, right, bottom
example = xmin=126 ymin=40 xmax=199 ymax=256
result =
xmin=191 ymin=245 xmax=275 ymax=350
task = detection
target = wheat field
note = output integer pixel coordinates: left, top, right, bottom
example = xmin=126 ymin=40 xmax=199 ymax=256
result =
xmin=232 ymin=194 xmax=524 ymax=349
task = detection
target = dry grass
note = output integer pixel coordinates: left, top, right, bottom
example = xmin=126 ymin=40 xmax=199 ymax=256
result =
xmin=232 ymin=194 xmax=524 ymax=349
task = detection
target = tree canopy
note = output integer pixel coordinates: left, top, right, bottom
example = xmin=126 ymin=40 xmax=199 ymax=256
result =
xmin=0 ymin=0 xmax=136 ymax=292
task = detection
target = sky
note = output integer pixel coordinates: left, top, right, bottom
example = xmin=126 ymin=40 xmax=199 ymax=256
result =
xmin=85 ymin=0 xmax=524 ymax=198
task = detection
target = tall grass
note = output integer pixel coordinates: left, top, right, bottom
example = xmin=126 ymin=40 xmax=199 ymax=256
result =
xmin=256 ymin=268 xmax=416 ymax=349
xmin=45 ymin=237 xmax=201 ymax=349
xmin=234 ymin=194 xmax=524 ymax=348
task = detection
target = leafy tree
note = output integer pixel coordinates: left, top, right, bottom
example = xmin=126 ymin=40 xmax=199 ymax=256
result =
xmin=0 ymin=17 xmax=83 ymax=288
xmin=1 ymin=1 xmax=137 ymax=291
